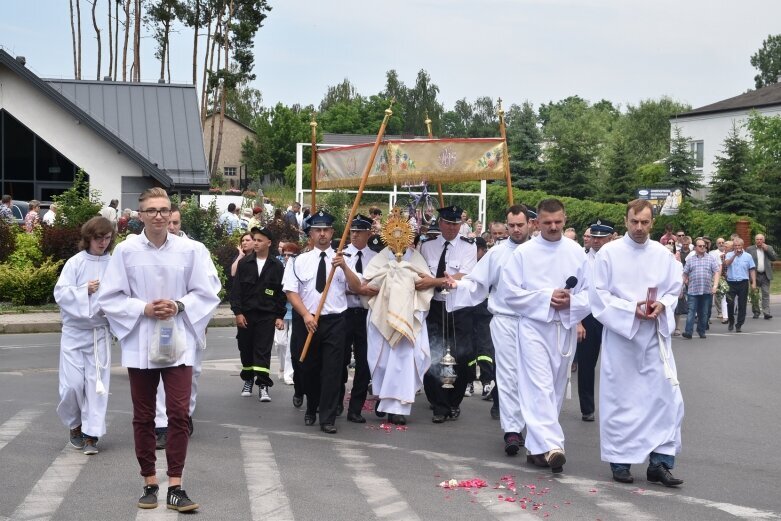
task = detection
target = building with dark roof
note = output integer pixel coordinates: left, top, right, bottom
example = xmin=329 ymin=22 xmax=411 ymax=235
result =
xmin=0 ymin=49 xmax=209 ymax=208
xmin=670 ymin=76 xmax=781 ymax=190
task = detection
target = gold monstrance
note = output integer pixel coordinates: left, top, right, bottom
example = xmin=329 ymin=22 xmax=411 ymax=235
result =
xmin=379 ymin=207 xmax=415 ymax=261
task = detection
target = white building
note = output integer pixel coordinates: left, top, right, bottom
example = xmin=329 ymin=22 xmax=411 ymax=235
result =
xmin=0 ymin=49 xmax=209 ymax=209
xmin=670 ymin=77 xmax=781 ymax=190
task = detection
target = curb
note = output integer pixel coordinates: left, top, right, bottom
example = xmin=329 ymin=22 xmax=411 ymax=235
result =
xmin=0 ymin=315 xmax=237 ymax=335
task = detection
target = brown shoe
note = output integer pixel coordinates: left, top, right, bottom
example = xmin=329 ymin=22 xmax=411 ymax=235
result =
xmin=545 ymin=449 xmax=566 ymax=473
xmin=526 ymin=453 xmax=549 ymax=467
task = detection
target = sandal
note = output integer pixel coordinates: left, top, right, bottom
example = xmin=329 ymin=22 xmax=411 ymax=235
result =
xmin=673 ymin=329 xmax=681 ymax=337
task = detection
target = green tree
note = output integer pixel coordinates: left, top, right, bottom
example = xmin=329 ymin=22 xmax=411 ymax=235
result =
xmin=746 ymin=112 xmax=781 ymax=240
xmin=440 ymin=98 xmax=472 ymax=137
xmin=707 ymin=124 xmax=764 ymax=216
xmin=404 ymin=69 xmax=443 ymax=136
xmin=467 ymin=96 xmax=498 ymax=137
xmin=225 ymin=85 xmax=265 ymax=127
xmin=505 ymin=102 xmax=545 ymax=190
xmin=665 ymin=127 xmax=701 ymax=198
xmin=750 ymin=34 xmax=781 ymax=89
xmin=602 ymin=133 xmax=636 ymax=203
xmin=265 ymin=103 xmax=317 ymax=174
xmin=623 ymin=97 xmax=692 ymax=169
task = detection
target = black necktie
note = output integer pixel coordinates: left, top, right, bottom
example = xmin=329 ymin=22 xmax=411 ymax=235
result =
xmin=316 ymin=251 xmax=327 ymax=293
xmin=436 ymin=241 xmax=450 ymax=279
xmin=355 ymin=251 xmax=363 ymax=274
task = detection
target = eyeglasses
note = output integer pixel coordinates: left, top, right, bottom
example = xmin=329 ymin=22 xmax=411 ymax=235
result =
xmin=93 ymin=234 xmax=113 ymax=242
xmin=141 ymin=208 xmax=171 ymax=217
xmin=696 ymin=244 xmax=706 ymax=248
xmin=676 ymin=233 xmax=685 ymax=237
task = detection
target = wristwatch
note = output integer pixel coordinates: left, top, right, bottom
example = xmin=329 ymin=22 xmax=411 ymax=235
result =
xmin=175 ymin=301 xmax=185 ymax=314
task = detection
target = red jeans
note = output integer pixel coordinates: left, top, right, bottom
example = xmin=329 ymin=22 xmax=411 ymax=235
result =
xmin=128 ymin=365 xmax=192 ymax=478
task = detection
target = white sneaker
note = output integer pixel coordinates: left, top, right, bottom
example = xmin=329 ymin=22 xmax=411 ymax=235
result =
xmin=284 ymin=377 xmax=294 ymax=385
xmin=241 ymin=380 xmax=253 ymax=397
xmin=259 ymin=386 xmax=271 ymax=402
xmin=464 ymin=382 xmax=474 ymax=397
xmin=481 ymin=380 xmax=495 ymax=400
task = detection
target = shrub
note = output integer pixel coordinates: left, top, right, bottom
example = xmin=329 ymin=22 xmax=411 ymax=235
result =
xmin=0 ymin=258 xmax=64 ymax=305
xmin=321 ymin=190 xmax=353 ymax=238
xmin=0 ymin=220 xmax=16 ymax=263
xmin=40 ymin=225 xmax=82 ymax=266
xmin=52 ymin=170 xmax=103 ymax=227
xmin=6 ymin=228 xmax=43 ymax=269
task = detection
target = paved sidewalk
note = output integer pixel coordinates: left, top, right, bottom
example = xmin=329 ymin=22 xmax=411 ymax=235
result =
xmin=0 ymin=304 xmax=237 ymax=334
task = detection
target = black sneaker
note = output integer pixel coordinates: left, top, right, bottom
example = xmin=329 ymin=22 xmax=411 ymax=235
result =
xmin=155 ymin=428 xmax=167 ymax=450
xmin=137 ymin=484 xmax=159 ymax=509
xmin=504 ymin=432 xmax=522 ymax=456
xmin=166 ymin=486 xmax=199 ymax=512
xmin=647 ymin=463 xmax=684 ymax=487
xmin=69 ymin=425 xmax=85 ymax=449
xmin=188 ymin=416 xmax=194 ymax=436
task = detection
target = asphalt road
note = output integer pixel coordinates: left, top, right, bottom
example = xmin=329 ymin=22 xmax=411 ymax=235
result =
xmin=1 ymin=321 xmax=780 ymax=521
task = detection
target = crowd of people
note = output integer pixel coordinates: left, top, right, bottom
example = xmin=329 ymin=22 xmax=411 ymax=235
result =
xmin=20 ymin=185 xmax=775 ymax=512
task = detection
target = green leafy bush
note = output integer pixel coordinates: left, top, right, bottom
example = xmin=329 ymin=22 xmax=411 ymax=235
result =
xmin=0 ymin=220 xmax=16 ymax=263
xmin=6 ymin=228 xmax=43 ymax=269
xmin=0 ymin=258 xmax=64 ymax=305
xmin=52 ymin=170 xmax=103 ymax=227
xmin=321 ymin=190 xmax=353 ymax=238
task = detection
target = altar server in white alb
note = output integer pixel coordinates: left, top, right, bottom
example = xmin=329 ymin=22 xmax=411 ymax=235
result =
xmin=362 ymin=214 xmax=434 ymax=425
xmin=54 ymin=216 xmax=115 ymax=456
xmin=446 ymin=205 xmax=531 ymax=457
xmin=99 ymin=188 xmax=221 ymax=512
xmin=502 ymin=198 xmax=590 ymax=474
xmin=591 ymin=198 xmax=685 ymax=487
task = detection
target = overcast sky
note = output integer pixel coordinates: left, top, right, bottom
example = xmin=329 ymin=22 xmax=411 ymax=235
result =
xmin=2 ymin=0 xmax=780 ymax=113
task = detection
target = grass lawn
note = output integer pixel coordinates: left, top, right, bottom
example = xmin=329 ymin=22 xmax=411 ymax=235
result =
xmin=772 ymin=276 xmax=781 ymax=295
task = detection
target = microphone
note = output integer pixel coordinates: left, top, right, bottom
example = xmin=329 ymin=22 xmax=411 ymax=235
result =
xmin=564 ymin=276 xmax=578 ymax=290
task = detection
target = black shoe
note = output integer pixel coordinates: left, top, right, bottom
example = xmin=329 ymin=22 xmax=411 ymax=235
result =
xmin=187 ymin=416 xmax=194 ymax=437
xmin=347 ymin=411 xmax=366 ymax=423
xmin=736 ymin=326 xmax=742 ymax=333
xmin=137 ymin=484 xmax=159 ymax=509
xmin=490 ymin=406 xmax=500 ymax=420
xmin=374 ymin=400 xmax=386 ymax=418
xmin=155 ymin=429 xmax=167 ymax=450
xmin=504 ymin=433 xmax=522 ymax=456
xmin=388 ymin=414 xmax=407 ymax=425
xmin=681 ymin=332 xmax=692 ymax=339
xmin=647 ymin=463 xmax=684 ymax=487
xmin=582 ymin=413 xmax=595 ymax=422
xmin=526 ymin=453 xmax=549 ymax=468
xmin=432 ymin=414 xmax=446 ymax=424
xmin=336 ymin=403 xmax=344 ymax=416
xmin=449 ymin=407 xmax=460 ymax=420
xmin=292 ymin=395 xmax=303 ymax=408
xmin=612 ymin=468 xmax=634 ymax=484
xmin=698 ymin=333 xmax=706 ymax=339
xmin=765 ymin=314 xmax=773 ymax=320
xmin=166 ymin=486 xmax=199 ymax=512
xmin=304 ymin=414 xmax=316 ymax=426
xmin=753 ymin=313 xmax=760 ymax=319
xmin=728 ymin=322 xmax=734 ymax=331
xmin=320 ymin=423 xmax=337 ymax=434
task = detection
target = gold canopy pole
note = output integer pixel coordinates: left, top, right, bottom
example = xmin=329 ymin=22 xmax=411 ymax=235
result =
xmin=497 ymin=98 xmax=514 ymax=205
xmin=425 ymin=114 xmax=445 ymax=208
xmin=310 ymin=113 xmax=318 ymax=210
xmin=299 ymin=101 xmax=394 ymax=362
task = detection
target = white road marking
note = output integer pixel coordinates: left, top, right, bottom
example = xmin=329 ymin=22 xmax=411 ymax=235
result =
xmin=334 ymin=442 xmax=421 ymax=520
xmin=0 ymin=408 xmax=43 ymax=452
xmin=240 ymin=432 xmax=295 ymax=520
xmin=10 ymin=443 xmax=89 ymax=520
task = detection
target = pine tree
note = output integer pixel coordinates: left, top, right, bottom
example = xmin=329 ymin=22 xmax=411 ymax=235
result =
xmin=665 ymin=127 xmax=701 ymax=198
xmin=708 ymin=124 xmax=765 ymax=215
xmin=603 ymin=134 xmax=636 ymax=203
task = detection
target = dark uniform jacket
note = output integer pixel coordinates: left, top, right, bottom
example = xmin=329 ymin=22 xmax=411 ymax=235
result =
xmin=230 ymin=252 xmax=287 ymax=319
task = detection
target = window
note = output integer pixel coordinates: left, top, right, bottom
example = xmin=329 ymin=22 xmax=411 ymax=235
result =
xmin=689 ymin=141 xmax=704 ymax=169
xmin=224 ymin=167 xmax=237 ymax=177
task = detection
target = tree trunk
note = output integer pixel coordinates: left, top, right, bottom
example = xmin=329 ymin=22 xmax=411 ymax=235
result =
xmin=212 ymin=0 xmax=233 ymax=177
xmin=206 ymin=32 xmax=222 ymax=173
xmin=107 ymin=0 xmax=113 ymax=79
xmin=92 ymin=0 xmax=102 ymax=80
xmin=133 ymin=0 xmax=141 ymax=81
xmin=76 ymin=0 xmax=82 ymax=79
xmin=122 ymin=0 xmax=130 ymax=81
xmin=69 ymin=0 xmax=78 ymax=78
xmin=114 ymin=0 xmax=119 ymax=80
xmin=192 ymin=0 xmax=200 ymax=86
xmin=201 ymin=1 xmax=223 ymax=125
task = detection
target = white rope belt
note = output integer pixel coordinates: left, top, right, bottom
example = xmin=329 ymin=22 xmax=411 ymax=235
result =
xmin=93 ymin=326 xmax=110 ymax=395
xmin=655 ymin=320 xmax=679 ymax=387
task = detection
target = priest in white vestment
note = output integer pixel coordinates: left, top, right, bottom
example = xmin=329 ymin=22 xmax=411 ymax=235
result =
xmin=363 ymin=244 xmax=434 ymax=424
xmin=54 ymin=216 xmax=115 ymax=455
xmin=501 ymin=199 xmax=590 ymax=473
xmin=591 ymin=199 xmax=685 ymax=487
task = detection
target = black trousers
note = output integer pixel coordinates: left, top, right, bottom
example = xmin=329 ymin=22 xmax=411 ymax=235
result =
xmin=339 ymin=307 xmax=370 ymax=415
xmin=288 ymin=311 xmax=305 ymax=399
xmin=236 ymin=311 xmax=276 ymax=387
xmin=290 ymin=312 xmax=346 ymax=426
xmin=576 ymin=314 xmax=602 ymax=416
xmin=472 ymin=309 xmax=496 ymax=385
xmin=424 ymin=300 xmax=474 ymax=417
xmin=727 ymin=280 xmax=749 ymax=327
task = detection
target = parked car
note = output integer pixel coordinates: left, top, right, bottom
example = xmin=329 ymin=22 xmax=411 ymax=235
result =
xmin=10 ymin=200 xmax=50 ymax=227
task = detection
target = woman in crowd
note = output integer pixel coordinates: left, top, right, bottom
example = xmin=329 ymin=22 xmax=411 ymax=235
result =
xmin=24 ymin=199 xmax=41 ymax=232
xmin=53 ymin=216 xmax=115 ymax=455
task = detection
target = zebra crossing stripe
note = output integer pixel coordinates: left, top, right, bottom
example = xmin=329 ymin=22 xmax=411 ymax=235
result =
xmin=240 ymin=432 xmax=295 ymax=521
xmin=10 ymin=443 xmax=89 ymax=520
xmin=333 ymin=442 xmax=421 ymax=520
xmin=135 ymin=466 xmax=168 ymax=520
xmin=0 ymin=408 xmax=43 ymax=452
xmin=416 ymin=449 xmax=536 ymax=520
